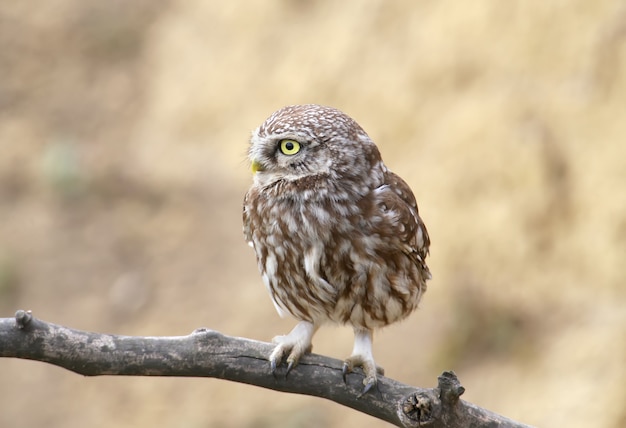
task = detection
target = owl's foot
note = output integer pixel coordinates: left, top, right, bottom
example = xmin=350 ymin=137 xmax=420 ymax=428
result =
xmin=342 ymin=328 xmax=384 ymax=397
xmin=342 ymin=355 xmax=384 ymax=397
xmin=269 ymin=321 xmax=317 ymax=377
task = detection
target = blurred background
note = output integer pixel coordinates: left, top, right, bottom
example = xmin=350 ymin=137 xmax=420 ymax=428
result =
xmin=0 ymin=1 xmax=625 ymax=427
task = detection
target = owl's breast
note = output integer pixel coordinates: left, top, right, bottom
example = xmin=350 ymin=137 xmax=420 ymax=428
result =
xmin=244 ymin=181 xmax=426 ymax=327
xmin=245 ymin=188 xmax=345 ymax=321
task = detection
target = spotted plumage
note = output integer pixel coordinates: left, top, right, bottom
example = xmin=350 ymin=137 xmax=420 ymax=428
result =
xmin=243 ymin=104 xmax=430 ymax=394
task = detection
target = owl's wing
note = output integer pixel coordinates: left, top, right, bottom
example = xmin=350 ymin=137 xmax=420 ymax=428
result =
xmin=375 ymin=171 xmax=431 ymax=279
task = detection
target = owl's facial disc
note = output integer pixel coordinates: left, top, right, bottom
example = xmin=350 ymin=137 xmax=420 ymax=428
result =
xmin=249 ymin=123 xmax=336 ymax=190
xmin=251 ymin=135 xmax=322 ymax=179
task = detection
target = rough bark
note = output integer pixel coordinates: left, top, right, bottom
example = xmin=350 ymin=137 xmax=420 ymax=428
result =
xmin=0 ymin=310 xmax=533 ymax=427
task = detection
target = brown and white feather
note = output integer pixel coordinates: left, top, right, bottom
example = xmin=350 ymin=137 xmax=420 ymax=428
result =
xmin=243 ymin=105 xmax=430 ymax=331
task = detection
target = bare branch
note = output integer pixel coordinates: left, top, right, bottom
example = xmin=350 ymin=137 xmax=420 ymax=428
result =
xmin=0 ymin=310 xmax=533 ymax=427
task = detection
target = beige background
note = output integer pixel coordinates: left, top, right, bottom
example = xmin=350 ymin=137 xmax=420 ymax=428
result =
xmin=1 ymin=1 xmax=625 ymax=427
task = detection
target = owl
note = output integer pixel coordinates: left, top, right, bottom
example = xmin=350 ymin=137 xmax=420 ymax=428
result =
xmin=243 ymin=104 xmax=431 ymax=395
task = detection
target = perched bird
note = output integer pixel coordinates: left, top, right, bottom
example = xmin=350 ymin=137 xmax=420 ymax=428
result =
xmin=243 ymin=104 xmax=431 ymax=395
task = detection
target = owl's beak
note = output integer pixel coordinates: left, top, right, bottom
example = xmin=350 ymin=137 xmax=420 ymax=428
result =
xmin=251 ymin=159 xmax=265 ymax=174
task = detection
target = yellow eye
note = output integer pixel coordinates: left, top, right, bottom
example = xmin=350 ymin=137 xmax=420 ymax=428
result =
xmin=279 ymin=139 xmax=301 ymax=155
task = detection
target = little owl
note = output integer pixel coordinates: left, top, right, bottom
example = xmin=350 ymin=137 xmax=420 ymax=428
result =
xmin=243 ymin=104 xmax=431 ymax=395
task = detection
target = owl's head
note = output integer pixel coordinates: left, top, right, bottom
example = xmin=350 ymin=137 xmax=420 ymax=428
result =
xmin=248 ymin=104 xmax=383 ymax=190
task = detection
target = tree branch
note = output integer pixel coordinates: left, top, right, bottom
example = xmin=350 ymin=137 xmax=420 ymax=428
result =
xmin=0 ymin=310 xmax=532 ymax=427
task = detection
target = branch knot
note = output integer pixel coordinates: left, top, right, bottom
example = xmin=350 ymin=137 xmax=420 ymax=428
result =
xmin=14 ymin=310 xmax=33 ymax=329
xmin=437 ymin=371 xmax=465 ymax=405
xmin=398 ymin=390 xmax=441 ymax=427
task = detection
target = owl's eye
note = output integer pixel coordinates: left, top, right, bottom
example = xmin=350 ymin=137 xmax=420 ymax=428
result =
xmin=279 ymin=139 xmax=301 ymax=156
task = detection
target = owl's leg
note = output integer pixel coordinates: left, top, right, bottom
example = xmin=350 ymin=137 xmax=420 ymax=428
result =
xmin=342 ymin=328 xmax=385 ymax=396
xmin=269 ymin=320 xmax=318 ymax=377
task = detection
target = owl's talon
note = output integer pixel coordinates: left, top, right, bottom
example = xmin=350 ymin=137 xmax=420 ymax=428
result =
xmin=361 ymin=382 xmax=374 ymax=397
xmin=285 ymin=360 xmax=295 ymax=378
xmin=358 ymin=377 xmax=377 ymax=398
xmin=342 ymin=362 xmax=349 ymax=383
